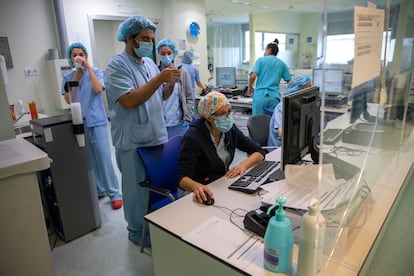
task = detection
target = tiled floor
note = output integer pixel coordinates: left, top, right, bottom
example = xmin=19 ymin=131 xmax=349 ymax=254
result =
xmin=50 ymin=124 xmax=247 ymax=275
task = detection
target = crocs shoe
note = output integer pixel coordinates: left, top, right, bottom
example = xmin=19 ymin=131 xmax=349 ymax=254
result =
xmin=111 ymin=199 xmax=123 ymax=209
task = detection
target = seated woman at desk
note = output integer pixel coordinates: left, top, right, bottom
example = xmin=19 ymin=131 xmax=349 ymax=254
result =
xmin=267 ymin=75 xmax=312 ymax=148
xmin=178 ymin=91 xmax=266 ymax=203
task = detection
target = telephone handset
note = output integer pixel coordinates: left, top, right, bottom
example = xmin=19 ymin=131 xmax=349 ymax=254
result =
xmin=243 ymin=209 xmax=271 ymax=237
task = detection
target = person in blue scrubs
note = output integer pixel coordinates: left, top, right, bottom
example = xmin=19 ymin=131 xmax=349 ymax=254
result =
xmin=62 ymin=42 xmax=122 ymax=210
xmin=267 ymin=75 xmax=312 ymax=148
xmin=103 ymin=16 xmax=181 ymax=247
xmin=180 ymin=50 xmax=207 ymax=99
xmin=248 ymin=39 xmax=291 ymax=115
xmin=156 ymin=38 xmax=194 ymax=138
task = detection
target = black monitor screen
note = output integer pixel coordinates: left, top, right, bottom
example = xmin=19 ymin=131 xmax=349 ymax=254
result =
xmin=281 ymin=86 xmax=321 ymax=170
xmin=312 ymin=68 xmax=344 ymax=96
xmin=349 ymin=78 xmax=377 ymax=124
xmin=216 ymin=67 xmax=236 ymax=88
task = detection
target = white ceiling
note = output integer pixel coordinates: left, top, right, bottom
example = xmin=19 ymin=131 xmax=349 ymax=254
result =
xmin=205 ymin=0 xmax=401 ymax=24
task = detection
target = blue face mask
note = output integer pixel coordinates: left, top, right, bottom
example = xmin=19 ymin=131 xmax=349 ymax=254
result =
xmin=134 ymin=41 xmax=153 ymax=57
xmin=215 ymin=113 xmax=233 ymax=133
xmin=160 ymin=55 xmax=174 ymax=66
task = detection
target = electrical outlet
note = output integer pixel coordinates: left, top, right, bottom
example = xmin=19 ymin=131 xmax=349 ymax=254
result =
xmin=24 ymin=67 xmax=39 ymax=76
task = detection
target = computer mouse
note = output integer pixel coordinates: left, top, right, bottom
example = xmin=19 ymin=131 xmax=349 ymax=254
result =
xmin=201 ymin=193 xmax=215 ymax=206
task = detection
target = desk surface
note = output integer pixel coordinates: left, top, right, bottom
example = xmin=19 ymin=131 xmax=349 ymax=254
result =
xmin=146 ymin=105 xmax=414 ymax=275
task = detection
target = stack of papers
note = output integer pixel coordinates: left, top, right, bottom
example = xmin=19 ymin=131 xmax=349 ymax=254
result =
xmin=183 ymin=216 xmax=264 ymax=271
xmin=260 ymin=164 xmax=358 ymax=210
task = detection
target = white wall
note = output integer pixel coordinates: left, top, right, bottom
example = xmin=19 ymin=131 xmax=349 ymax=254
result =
xmin=0 ymin=0 xmax=209 ymax=117
xmin=0 ymin=69 xmax=15 ymax=141
xmin=249 ymin=11 xmax=322 ymax=69
xmin=162 ymin=0 xmax=209 ymax=84
xmin=0 ymin=0 xmax=62 ymax=116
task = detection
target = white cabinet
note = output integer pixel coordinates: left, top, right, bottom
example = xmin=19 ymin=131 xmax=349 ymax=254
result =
xmin=0 ymin=138 xmax=53 ymax=276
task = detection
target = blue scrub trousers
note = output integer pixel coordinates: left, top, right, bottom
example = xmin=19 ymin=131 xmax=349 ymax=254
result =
xmin=87 ymin=125 xmax=121 ymax=200
xmin=252 ymin=95 xmax=279 ymax=116
xmin=115 ymin=147 xmax=148 ymax=242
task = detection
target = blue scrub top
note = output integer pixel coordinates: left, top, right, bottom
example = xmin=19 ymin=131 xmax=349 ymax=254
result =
xmin=251 ymin=56 xmax=290 ymax=102
xmin=267 ymin=102 xmax=283 ymax=147
xmin=181 ymin=63 xmax=200 ymax=97
xmin=163 ymin=83 xmax=183 ymax=127
xmin=62 ymin=68 xmax=107 ymax=128
xmin=104 ymin=51 xmax=168 ymax=150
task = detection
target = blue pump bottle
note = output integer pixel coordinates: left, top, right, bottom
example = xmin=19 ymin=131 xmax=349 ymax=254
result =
xmin=263 ymin=196 xmax=294 ymax=273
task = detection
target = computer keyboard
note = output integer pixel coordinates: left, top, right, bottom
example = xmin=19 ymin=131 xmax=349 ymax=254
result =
xmin=228 ymin=160 xmax=280 ymax=194
xmin=323 ymin=128 xmax=343 ymax=145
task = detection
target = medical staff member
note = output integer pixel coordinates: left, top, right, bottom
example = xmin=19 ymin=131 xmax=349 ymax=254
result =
xmin=180 ymin=50 xmax=207 ymax=99
xmin=156 ymin=38 xmax=194 ymax=138
xmin=248 ymin=38 xmax=291 ymax=115
xmin=267 ymin=75 xmax=312 ymax=148
xmin=62 ymin=42 xmax=122 ymax=210
xmin=103 ymin=16 xmax=181 ymax=247
xmin=178 ymin=91 xmax=266 ymax=204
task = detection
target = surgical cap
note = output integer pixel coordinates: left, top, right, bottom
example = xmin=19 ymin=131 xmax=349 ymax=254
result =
xmin=181 ymin=51 xmax=194 ymax=64
xmin=156 ymin=38 xmax=178 ymax=59
xmin=67 ymin=42 xmax=88 ymax=67
xmin=286 ymin=75 xmax=312 ymax=94
xmin=198 ymin=91 xmax=230 ymax=118
xmin=117 ymin=16 xmax=157 ymax=42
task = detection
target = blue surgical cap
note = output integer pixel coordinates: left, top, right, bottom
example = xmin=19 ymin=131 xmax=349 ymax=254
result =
xmin=286 ymin=75 xmax=312 ymax=94
xmin=117 ymin=16 xmax=157 ymax=42
xmin=182 ymin=51 xmax=194 ymax=64
xmin=67 ymin=42 xmax=88 ymax=67
xmin=156 ymin=38 xmax=178 ymax=59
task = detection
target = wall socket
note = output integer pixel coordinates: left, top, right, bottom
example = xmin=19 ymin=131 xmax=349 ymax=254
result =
xmin=24 ymin=67 xmax=39 ymax=76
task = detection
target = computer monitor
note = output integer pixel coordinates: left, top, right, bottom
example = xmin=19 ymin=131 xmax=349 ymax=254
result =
xmin=215 ymin=67 xmax=236 ymax=89
xmin=349 ymin=77 xmax=378 ymax=124
xmin=312 ymin=68 xmax=344 ymax=96
xmin=271 ymin=86 xmax=321 ymax=180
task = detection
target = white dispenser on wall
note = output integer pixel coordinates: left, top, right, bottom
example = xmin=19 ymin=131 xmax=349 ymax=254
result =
xmin=297 ymin=198 xmax=326 ymax=276
xmin=47 ymin=59 xmax=72 ymax=110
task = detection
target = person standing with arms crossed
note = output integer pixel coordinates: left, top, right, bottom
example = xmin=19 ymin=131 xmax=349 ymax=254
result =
xmin=62 ymin=42 xmax=122 ymax=210
xmin=180 ymin=50 xmax=207 ymax=99
xmin=103 ymin=16 xmax=181 ymax=247
xmin=248 ymin=39 xmax=291 ymax=115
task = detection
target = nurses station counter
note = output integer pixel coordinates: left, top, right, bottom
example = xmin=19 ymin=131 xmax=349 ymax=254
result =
xmin=145 ymin=104 xmax=414 ymax=275
xmin=0 ymin=137 xmax=53 ymax=276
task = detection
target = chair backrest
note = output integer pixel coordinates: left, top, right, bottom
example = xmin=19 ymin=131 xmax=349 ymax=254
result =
xmin=137 ymin=135 xmax=182 ymax=205
xmin=247 ymin=114 xmax=271 ymax=146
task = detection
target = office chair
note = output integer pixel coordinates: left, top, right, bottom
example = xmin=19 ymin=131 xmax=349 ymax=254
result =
xmin=137 ymin=135 xmax=183 ymax=252
xmin=247 ymin=114 xmax=272 ymax=146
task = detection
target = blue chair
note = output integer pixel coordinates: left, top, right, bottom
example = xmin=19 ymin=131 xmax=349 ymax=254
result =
xmin=137 ymin=135 xmax=183 ymax=252
xmin=264 ymin=107 xmax=274 ymax=116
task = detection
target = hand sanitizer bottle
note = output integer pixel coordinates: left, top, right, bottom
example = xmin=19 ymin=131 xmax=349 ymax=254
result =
xmin=263 ymin=196 xmax=293 ymax=273
xmin=297 ymin=198 xmax=326 ymax=276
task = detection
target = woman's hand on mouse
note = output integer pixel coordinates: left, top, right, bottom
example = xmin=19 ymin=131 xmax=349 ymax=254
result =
xmin=192 ymin=184 xmax=213 ymax=203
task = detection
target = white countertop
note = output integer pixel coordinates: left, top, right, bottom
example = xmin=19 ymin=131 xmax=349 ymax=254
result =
xmin=0 ymin=138 xmax=50 ymax=180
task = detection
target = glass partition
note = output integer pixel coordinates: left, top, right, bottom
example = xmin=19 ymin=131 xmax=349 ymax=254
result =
xmin=318 ymin=0 xmax=414 ymax=274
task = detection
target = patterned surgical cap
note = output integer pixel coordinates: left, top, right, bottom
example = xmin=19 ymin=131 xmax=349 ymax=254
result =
xmin=198 ymin=91 xmax=230 ymax=118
